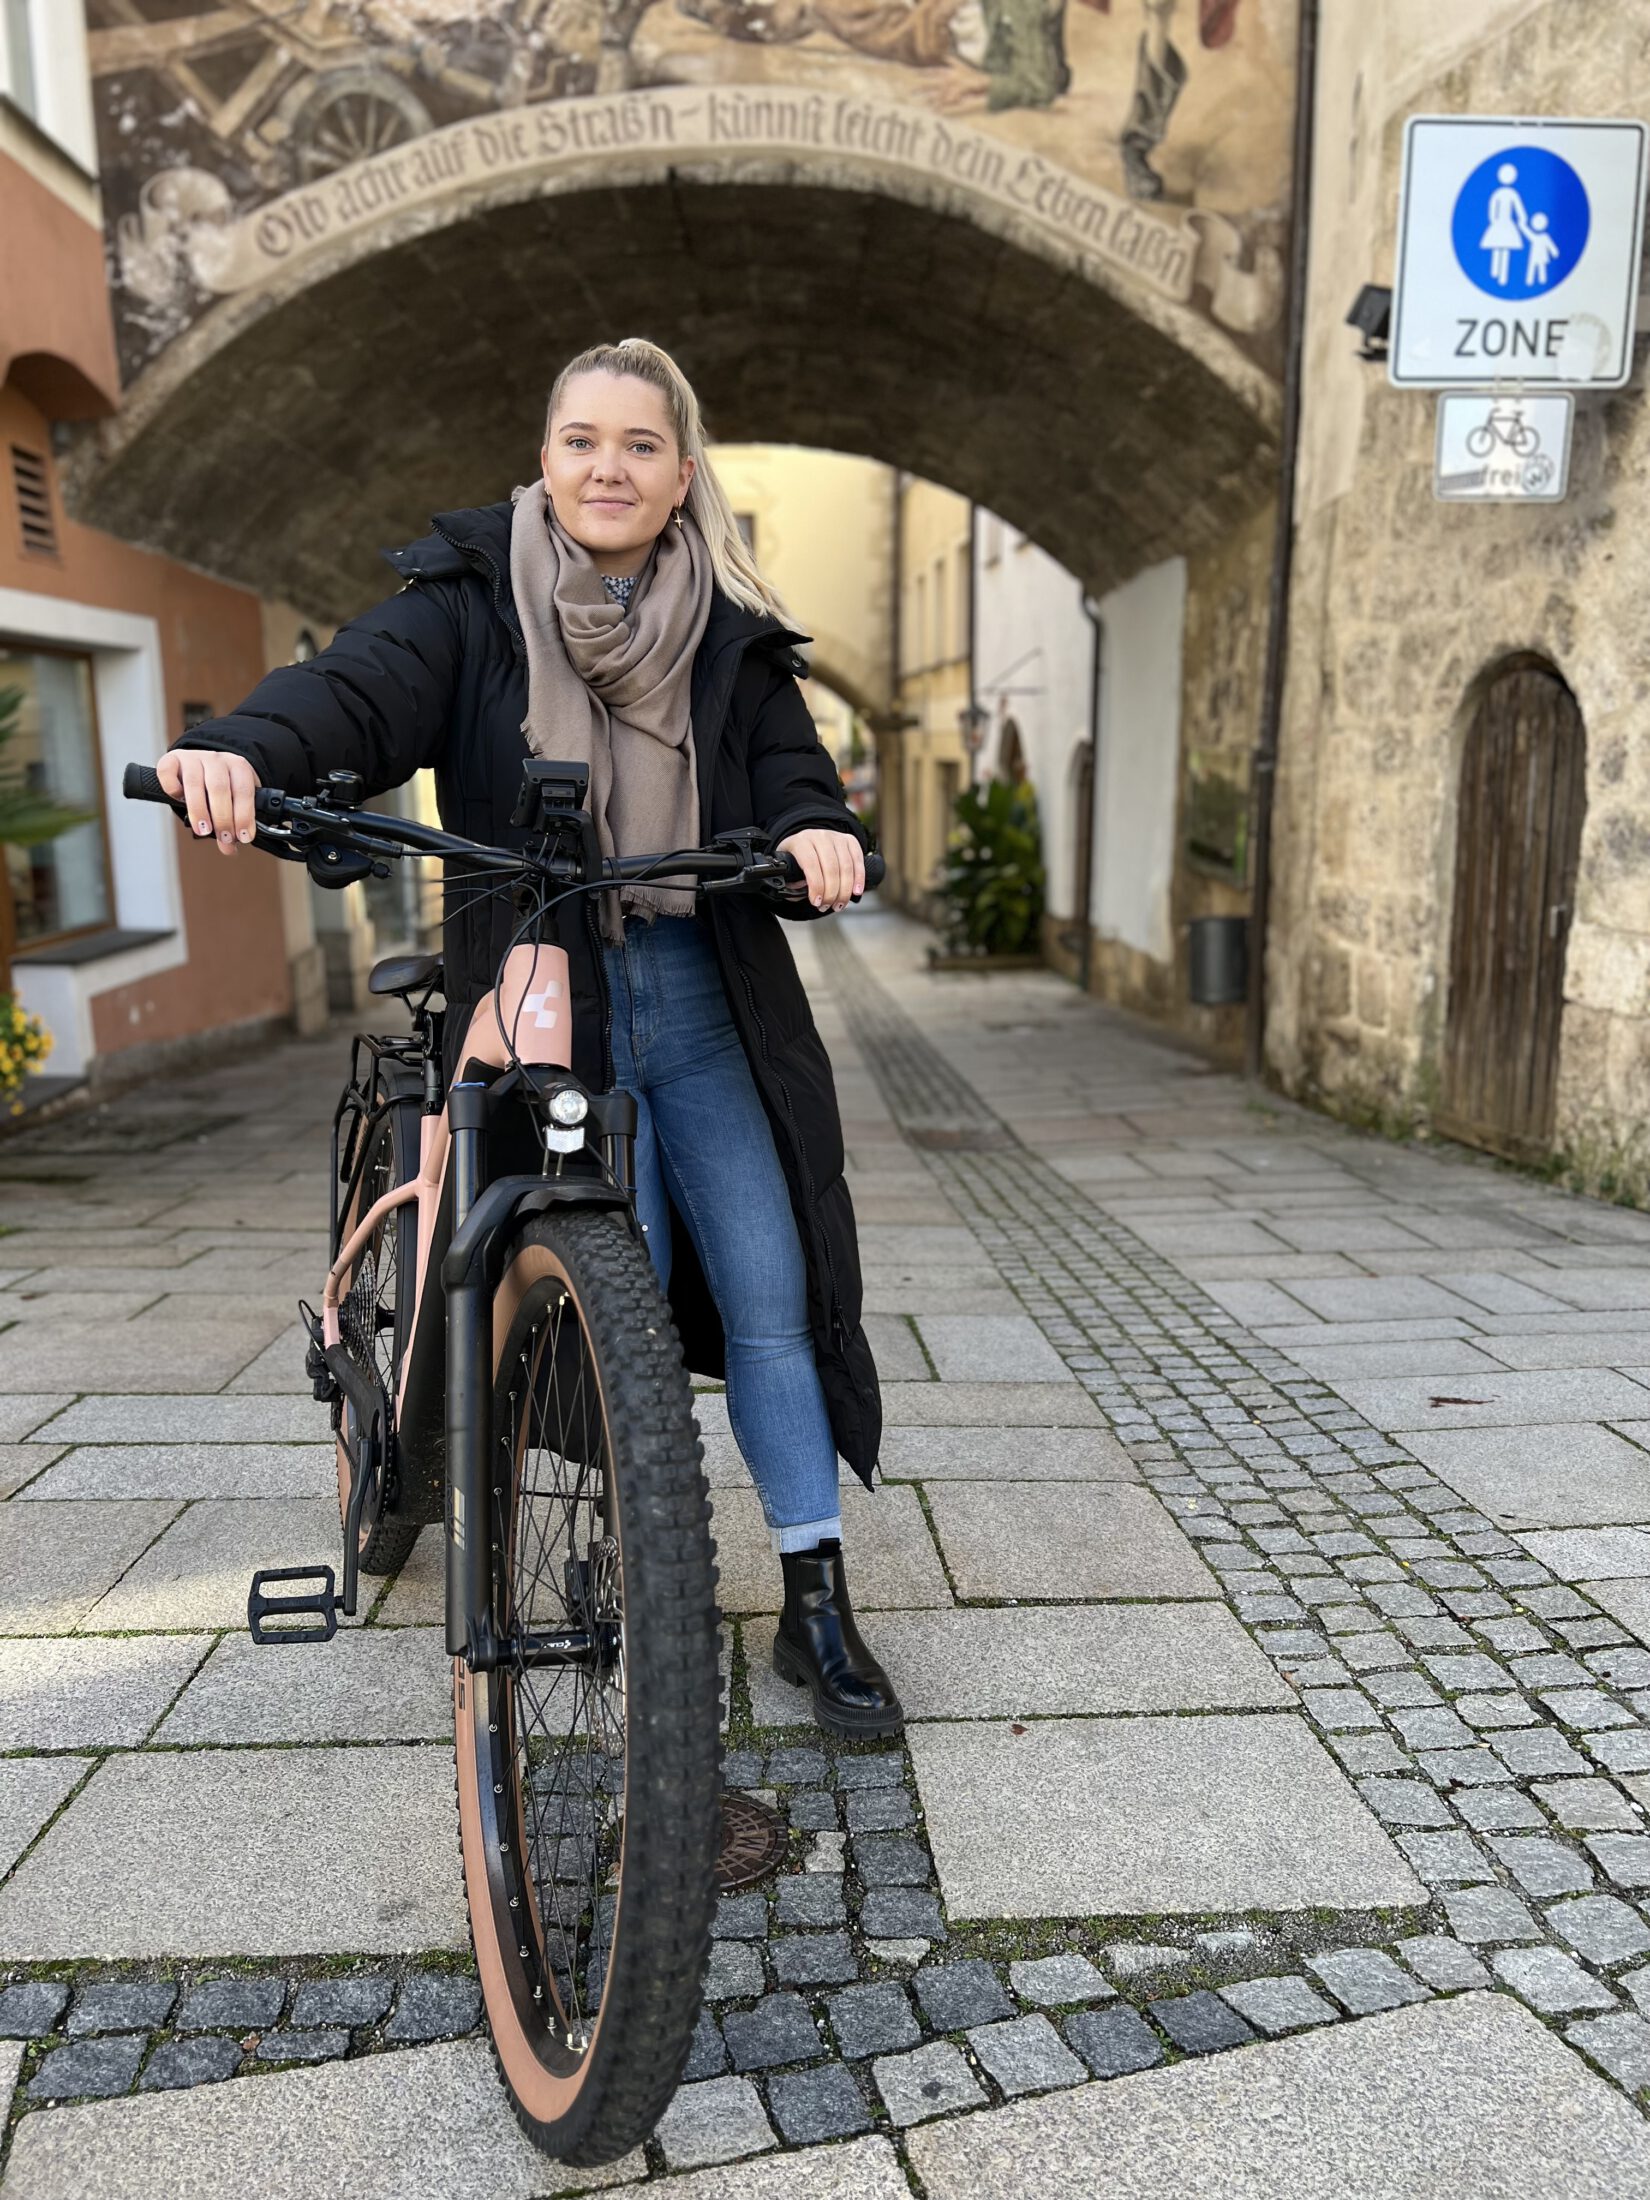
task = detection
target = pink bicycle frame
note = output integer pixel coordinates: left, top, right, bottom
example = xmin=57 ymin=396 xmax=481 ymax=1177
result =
xmin=321 ymin=942 xmax=575 ymax=1405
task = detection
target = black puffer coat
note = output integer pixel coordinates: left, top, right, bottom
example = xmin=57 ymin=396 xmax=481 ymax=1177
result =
xmin=178 ymin=498 xmax=882 ymax=1483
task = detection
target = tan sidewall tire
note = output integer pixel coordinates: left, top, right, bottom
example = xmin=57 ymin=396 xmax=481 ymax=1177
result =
xmin=455 ymin=1238 xmax=611 ymax=2127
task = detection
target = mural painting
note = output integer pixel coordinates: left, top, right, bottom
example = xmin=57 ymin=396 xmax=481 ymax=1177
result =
xmin=88 ymin=0 xmax=1293 ymax=384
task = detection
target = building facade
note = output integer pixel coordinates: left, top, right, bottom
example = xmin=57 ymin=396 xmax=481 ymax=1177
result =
xmin=0 ymin=0 xmax=324 ymax=1087
xmin=10 ymin=0 xmax=1646 ymax=1191
xmin=880 ymin=476 xmax=973 ymax=924
xmin=1267 ymin=0 xmax=1650 ymax=1195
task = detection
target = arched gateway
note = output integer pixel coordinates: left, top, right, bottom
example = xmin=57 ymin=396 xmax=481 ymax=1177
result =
xmin=73 ymin=0 xmax=1295 ymax=622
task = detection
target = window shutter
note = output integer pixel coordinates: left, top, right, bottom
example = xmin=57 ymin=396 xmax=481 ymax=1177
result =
xmin=11 ymin=446 xmax=57 ymax=557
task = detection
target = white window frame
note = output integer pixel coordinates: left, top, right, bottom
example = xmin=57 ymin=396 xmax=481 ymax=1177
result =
xmin=1 ymin=587 xmax=189 ymax=1077
xmin=0 ymin=0 xmax=97 ymax=175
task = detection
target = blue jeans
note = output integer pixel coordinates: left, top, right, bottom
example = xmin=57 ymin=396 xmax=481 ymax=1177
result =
xmin=602 ymin=914 xmax=843 ymax=1551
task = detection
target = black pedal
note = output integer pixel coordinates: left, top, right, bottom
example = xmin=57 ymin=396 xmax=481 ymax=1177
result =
xmin=248 ymin=1565 xmax=341 ymax=1646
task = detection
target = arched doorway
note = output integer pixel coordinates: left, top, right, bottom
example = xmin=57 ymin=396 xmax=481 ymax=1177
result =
xmin=1437 ymin=658 xmax=1586 ymax=1160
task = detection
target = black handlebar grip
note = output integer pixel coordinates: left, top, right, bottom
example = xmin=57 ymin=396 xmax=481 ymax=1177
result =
xmin=122 ymin=762 xmax=173 ymax=806
xmin=863 ymin=850 xmax=886 ymax=891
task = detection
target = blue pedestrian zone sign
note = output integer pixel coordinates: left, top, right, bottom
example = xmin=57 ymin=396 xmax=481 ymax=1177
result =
xmin=1392 ymin=117 xmax=1647 ymax=387
xmin=1451 ymin=146 xmax=1589 ymax=302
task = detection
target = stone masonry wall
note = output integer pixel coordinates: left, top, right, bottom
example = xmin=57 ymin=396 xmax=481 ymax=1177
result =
xmin=1269 ymin=0 xmax=1650 ymax=1196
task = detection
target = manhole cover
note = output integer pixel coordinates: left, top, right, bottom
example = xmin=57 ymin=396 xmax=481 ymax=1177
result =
xmin=716 ymin=1792 xmax=787 ymax=1890
xmin=906 ymin=1124 xmax=1013 ymax=1151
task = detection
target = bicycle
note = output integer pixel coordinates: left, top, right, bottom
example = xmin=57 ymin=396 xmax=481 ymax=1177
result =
xmin=1465 ymin=404 xmax=1541 ymax=460
xmin=123 ymin=755 xmax=882 ymax=2164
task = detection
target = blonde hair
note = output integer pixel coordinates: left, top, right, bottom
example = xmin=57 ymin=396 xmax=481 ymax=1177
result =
xmin=545 ymin=338 xmax=790 ymax=623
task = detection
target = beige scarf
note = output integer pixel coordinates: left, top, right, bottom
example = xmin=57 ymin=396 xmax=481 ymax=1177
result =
xmin=509 ymin=480 xmax=714 ymax=936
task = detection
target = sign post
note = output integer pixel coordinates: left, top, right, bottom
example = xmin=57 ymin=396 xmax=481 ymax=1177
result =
xmin=1391 ymin=116 xmax=1647 ymax=388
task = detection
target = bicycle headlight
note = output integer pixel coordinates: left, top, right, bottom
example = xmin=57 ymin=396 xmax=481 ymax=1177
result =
xmin=549 ymin=1088 xmax=589 ymax=1127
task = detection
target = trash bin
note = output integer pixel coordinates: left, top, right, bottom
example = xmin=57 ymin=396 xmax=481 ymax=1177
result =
xmin=1188 ymin=915 xmax=1248 ymax=1006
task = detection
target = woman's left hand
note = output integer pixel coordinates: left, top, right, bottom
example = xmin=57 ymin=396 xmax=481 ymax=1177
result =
xmin=777 ymin=829 xmax=867 ymax=912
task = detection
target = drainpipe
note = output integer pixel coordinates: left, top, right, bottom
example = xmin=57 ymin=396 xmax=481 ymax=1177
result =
xmin=1080 ymin=591 xmax=1103 ymax=997
xmin=889 ymin=472 xmax=904 ymax=895
xmin=1245 ymin=0 xmax=1319 ymax=1082
xmin=966 ymin=501 xmax=978 ymax=741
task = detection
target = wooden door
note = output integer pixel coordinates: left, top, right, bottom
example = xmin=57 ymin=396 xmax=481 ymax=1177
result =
xmin=1438 ymin=663 xmax=1586 ymax=1159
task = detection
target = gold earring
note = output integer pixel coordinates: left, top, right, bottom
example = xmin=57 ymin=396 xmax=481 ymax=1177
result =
xmin=672 ymin=505 xmax=684 ymax=528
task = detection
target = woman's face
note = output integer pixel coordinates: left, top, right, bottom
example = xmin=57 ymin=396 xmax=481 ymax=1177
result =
xmin=542 ymin=371 xmax=695 ymax=575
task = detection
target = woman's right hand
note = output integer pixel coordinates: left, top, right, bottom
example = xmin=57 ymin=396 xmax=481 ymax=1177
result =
xmin=155 ymin=748 xmax=262 ymax=854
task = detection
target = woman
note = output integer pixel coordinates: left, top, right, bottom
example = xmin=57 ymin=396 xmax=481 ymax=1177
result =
xmin=159 ymin=337 xmax=902 ymax=1739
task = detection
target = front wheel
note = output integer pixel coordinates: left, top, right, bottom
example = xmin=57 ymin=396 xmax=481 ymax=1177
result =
xmin=455 ymin=1209 xmax=722 ymax=2165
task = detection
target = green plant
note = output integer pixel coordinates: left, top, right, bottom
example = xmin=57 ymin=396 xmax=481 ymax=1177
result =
xmin=0 ymin=681 xmax=93 ymax=1014
xmin=0 ymin=684 xmax=90 ymax=851
xmin=0 ymin=993 xmax=51 ymax=1114
xmin=939 ymin=775 xmax=1046 ymax=956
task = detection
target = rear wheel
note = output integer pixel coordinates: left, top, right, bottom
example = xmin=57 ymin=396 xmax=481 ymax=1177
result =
xmin=336 ymin=1096 xmax=420 ymax=1575
xmin=456 ymin=1209 xmax=721 ymax=2165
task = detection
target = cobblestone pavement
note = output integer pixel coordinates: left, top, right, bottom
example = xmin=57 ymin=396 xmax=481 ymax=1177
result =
xmin=4 ymin=906 xmax=1650 ymax=2195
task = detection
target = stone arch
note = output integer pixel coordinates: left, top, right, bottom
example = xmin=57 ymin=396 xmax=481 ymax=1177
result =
xmin=68 ymin=158 xmax=1280 ymax=623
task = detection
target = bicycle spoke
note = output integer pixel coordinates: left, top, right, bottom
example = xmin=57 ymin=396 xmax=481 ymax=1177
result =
xmin=499 ymin=1276 xmax=625 ymax=2053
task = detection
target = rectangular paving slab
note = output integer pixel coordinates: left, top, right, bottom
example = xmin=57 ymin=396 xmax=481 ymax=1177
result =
xmin=19 ymin=1445 xmax=336 ymax=1502
xmin=1514 ymin=1526 xmax=1650 ymax=1580
xmin=879 ymin=1383 xmax=1102 ymax=1428
xmin=874 ymin=1427 xmax=1139 ymax=1481
xmin=1278 ymin=1340 xmax=1505 ymax=1382
xmin=1580 ymin=1577 xmax=1650 ymax=1648
xmin=0 ymin=1397 xmax=74 ymax=1442
xmin=925 ymin=1483 xmax=1218 ymax=1600
xmin=0 ymin=1756 xmax=90 ymax=1876
xmin=0 ymin=1634 xmax=211 ymax=1748
xmin=76 ymin=1499 xmax=358 ymax=1632
xmin=904 ymin=1992 xmax=1650 ymax=2199
xmin=0 ymin=2040 xmax=647 ymax=2199
xmin=907 ymin=1713 xmax=1426 ymax=1917
xmin=1479 ymin=1331 xmax=1650 ymax=1369
xmin=157 ymin=1628 xmax=451 ymax=1745
xmin=710 ymin=1485 xmax=951 ymax=1614
xmin=0 ymin=1313 xmax=288 ymax=1395
xmin=745 ymin=1604 xmax=1291 ymax=1725
xmin=858 ymin=1315 xmax=933 ymax=1382
xmin=1401 ymin=1424 xmax=1650 ymax=1528
xmin=373 ymin=1524 xmax=444 ymax=1627
xmin=0 ymin=1502 xmax=181 ymax=1635
xmin=0 ymin=1745 xmax=465 ymax=1957
xmin=1331 ymin=1370 xmax=1650 ymax=1432
xmin=912 ymin=1317 xmax=1076 ymax=1384
xmin=29 ymin=1397 xmax=332 ymax=1445
xmin=224 ymin=1324 xmax=311 ymax=1393
xmin=0 ymin=1443 xmax=60 ymax=1497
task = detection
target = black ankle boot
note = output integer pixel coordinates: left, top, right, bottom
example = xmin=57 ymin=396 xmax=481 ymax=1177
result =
xmin=773 ymin=1540 xmax=904 ymax=1740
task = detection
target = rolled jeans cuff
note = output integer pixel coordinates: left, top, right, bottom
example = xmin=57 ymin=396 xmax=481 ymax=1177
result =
xmin=772 ymin=1514 xmax=844 ymax=1555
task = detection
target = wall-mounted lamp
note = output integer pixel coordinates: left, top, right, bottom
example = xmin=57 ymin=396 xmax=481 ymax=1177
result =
xmin=1346 ymin=284 xmax=1392 ymax=363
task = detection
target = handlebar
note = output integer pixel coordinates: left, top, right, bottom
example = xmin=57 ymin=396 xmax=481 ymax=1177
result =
xmin=121 ymin=763 xmax=885 ymax=898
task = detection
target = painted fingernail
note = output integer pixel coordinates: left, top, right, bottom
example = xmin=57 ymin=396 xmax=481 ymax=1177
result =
xmin=239 ymin=829 xmax=253 ymax=842
xmin=195 ymin=820 xmax=210 ymax=834
xmin=220 ymin=830 xmax=233 ymax=844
